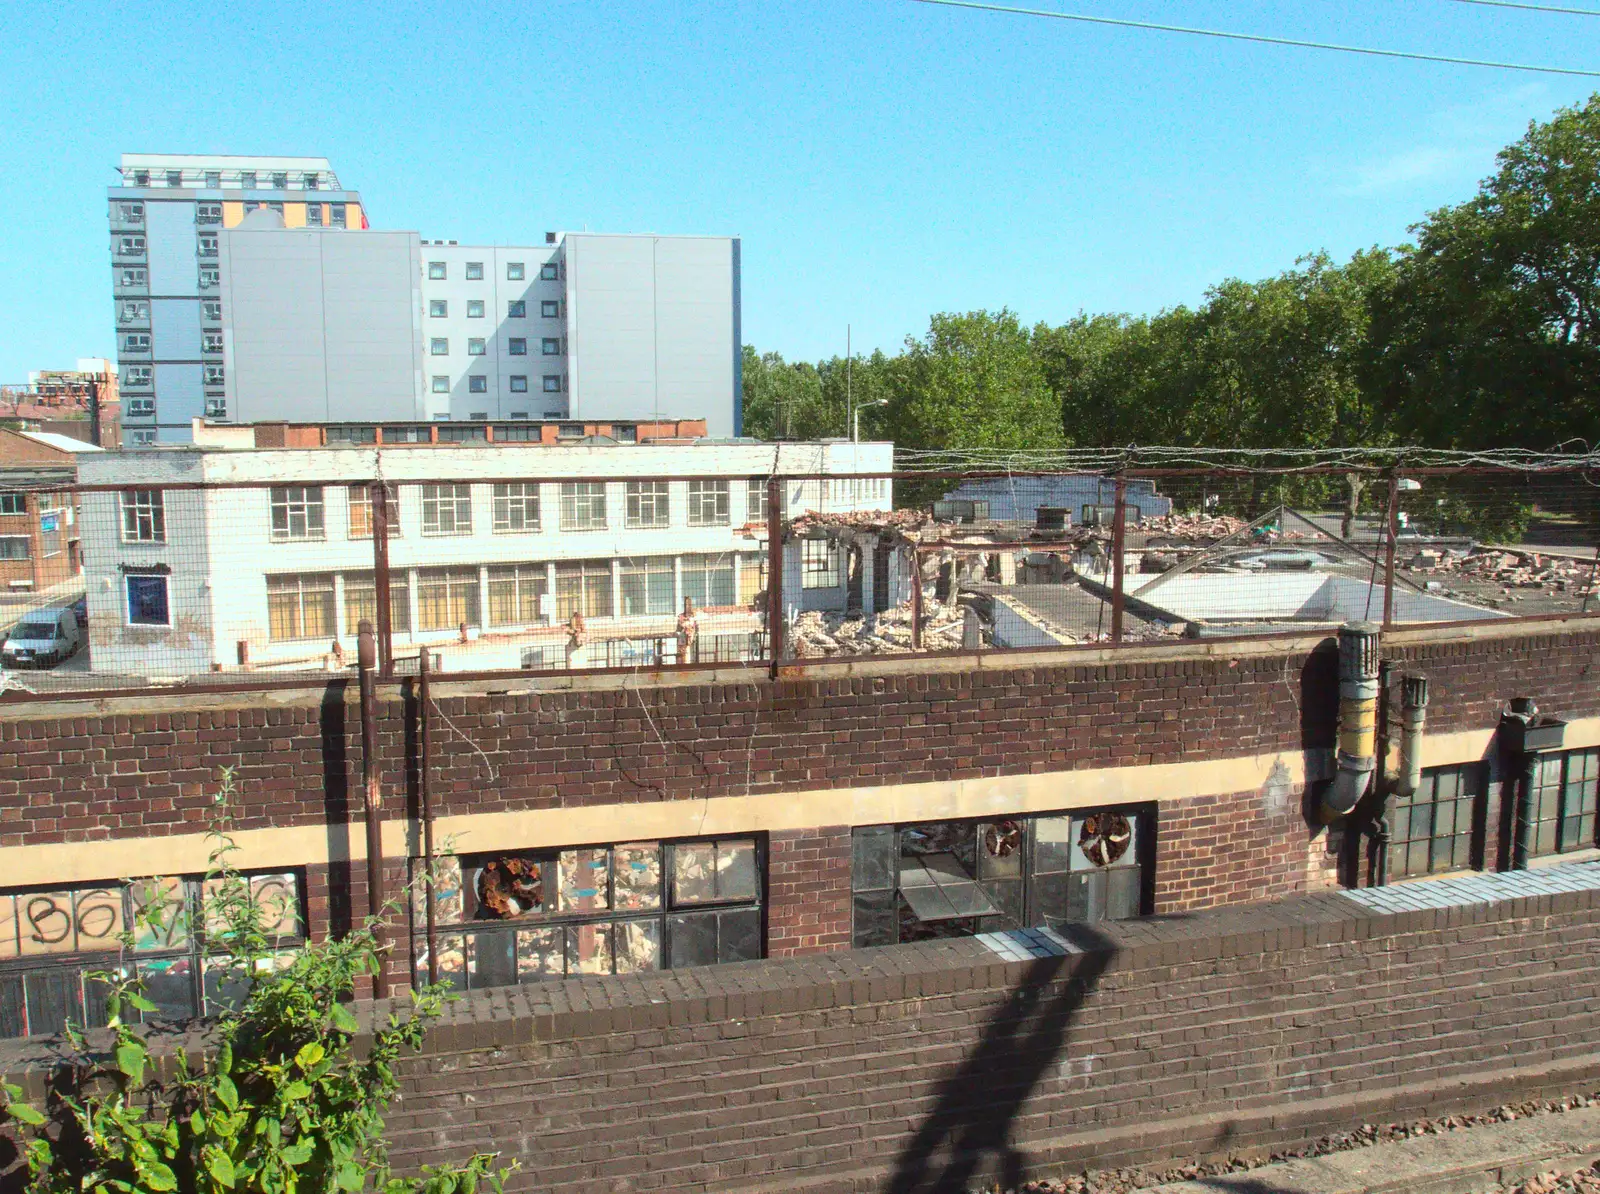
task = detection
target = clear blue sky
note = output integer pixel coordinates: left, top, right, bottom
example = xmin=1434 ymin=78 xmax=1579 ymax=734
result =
xmin=2 ymin=0 xmax=1597 ymax=382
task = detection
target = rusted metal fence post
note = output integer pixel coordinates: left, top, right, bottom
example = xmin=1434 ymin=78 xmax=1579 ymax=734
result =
xmin=418 ymin=647 xmax=438 ymax=986
xmin=357 ymin=620 xmax=390 ymax=999
xmin=766 ymin=476 xmax=784 ymax=677
xmin=1382 ymin=473 xmax=1400 ymax=631
xmin=1110 ymin=476 xmax=1128 ymax=644
xmin=910 ymin=547 xmax=924 ymax=650
xmin=371 ymin=481 xmax=394 ymax=678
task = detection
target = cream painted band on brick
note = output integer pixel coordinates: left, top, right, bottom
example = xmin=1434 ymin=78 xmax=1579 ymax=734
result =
xmin=5 ymin=716 xmax=1599 ymax=888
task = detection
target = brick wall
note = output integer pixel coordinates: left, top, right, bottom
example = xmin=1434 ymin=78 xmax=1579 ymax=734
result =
xmin=767 ymin=825 xmax=852 ymax=956
xmin=9 ymin=879 xmax=1595 ymax=1194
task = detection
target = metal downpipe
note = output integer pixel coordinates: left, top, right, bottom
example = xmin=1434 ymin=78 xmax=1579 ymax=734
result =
xmin=1321 ymin=621 xmax=1381 ymax=821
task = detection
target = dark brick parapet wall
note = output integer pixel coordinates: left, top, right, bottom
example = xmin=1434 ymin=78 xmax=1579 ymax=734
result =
xmin=2 ymin=621 xmax=1597 ymax=851
xmin=5 ymin=881 xmax=1597 ymax=1193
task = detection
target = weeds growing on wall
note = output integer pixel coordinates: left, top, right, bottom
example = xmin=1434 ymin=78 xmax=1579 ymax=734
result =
xmin=0 ymin=770 xmax=511 ymax=1194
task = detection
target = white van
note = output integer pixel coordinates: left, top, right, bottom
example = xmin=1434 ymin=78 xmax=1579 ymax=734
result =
xmin=2 ymin=607 xmax=84 ymax=669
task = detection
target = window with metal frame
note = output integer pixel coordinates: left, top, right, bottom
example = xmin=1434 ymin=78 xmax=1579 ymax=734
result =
xmin=197 ymin=233 xmax=218 ymax=257
xmin=560 ymin=482 xmax=606 ymax=531
xmin=541 ymin=300 xmax=560 ymax=318
xmin=196 ymin=203 xmax=222 ymax=225
xmin=507 ymin=262 xmax=525 ymax=281
xmin=0 ymin=871 xmax=305 ymax=1040
xmin=120 ymin=490 xmax=165 ymax=543
xmin=540 ymin=262 xmax=558 ymax=281
xmin=125 ymin=575 xmax=169 ymax=625
xmin=746 ymin=479 xmax=771 ymax=525
xmin=467 ymin=338 xmax=485 ymax=357
xmin=421 ymin=484 xmax=473 ymax=536
xmin=269 ymin=486 xmax=325 ymax=541
xmin=681 ymin=554 xmax=736 ymax=608
xmin=266 ymin=574 xmax=335 ymax=641
xmin=347 ymin=484 xmax=400 ymax=539
xmin=801 ymin=538 xmax=839 ymax=588
xmin=509 ymin=376 xmax=528 ymax=393
xmin=541 ymin=338 xmax=560 ymax=356
xmin=1388 ymin=763 xmax=1483 ymax=879
xmin=507 ymin=300 xmax=526 ymax=318
xmin=465 ymin=262 xmax=484 ymax=280
xmin=412 ymin=837 xmax=763 ymax=990
xmin=468 ymin=375 xmax=487 ymax=394
xmin=1525 ymin=748 xmax=1600 ymax=859
xmin=487 ymin=565 xmax=548 ymax=627
xmin=492 ymin=483 xmax=540 ymax=533
xmin=342 ymin=571 xmax=411 ymax=635
xmin=429 ymin=300 xmax=447 ymax=318
xmin=625 ymin=481 xmax=669 ymax=529
xmin=508 ymin=338 xmax=527 ymax=356
xmin=428 ymin=261 xmax=446 ymax=280
xmin=416 ymin=568 xmax=481 ymax=631
xmin=554 ymin=560 xmax=612 ymax=619
xmin=620 ymin=558 xmax=674 ymax=617
xmin=687 ymin=480 xmax=730 ymax=527
xmin=851 ymin=808 xmax=1145 ymax=947
xmin=467 ymin=300 xmax=484 ymax=319
xmin=0 ymin=538 xmax=28 ymax=561
xmin=0 ymin=493 xmax=24 ymax=516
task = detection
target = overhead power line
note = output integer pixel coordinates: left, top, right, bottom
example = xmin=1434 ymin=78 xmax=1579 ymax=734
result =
xmin=1445 ymin=0 xmax=1600 ymax=15
xmin=906 ymin=0 xmax=1600 ymax=77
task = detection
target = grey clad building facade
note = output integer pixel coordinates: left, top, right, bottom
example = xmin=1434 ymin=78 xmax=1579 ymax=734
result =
xmin=108 ymin=153 xmax=742 ymax=440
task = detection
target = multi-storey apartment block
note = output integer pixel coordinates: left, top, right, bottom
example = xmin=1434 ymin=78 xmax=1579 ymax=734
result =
xmin=108 ymin=155 xmax=366 ymax=445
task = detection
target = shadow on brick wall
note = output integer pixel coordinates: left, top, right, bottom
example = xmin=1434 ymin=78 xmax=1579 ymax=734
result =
xmin=886 ymin=925 xmax=1117 ymax=1194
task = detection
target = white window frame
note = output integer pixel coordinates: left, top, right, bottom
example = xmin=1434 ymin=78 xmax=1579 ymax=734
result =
xmin=626 ymin=481 xmax=670 ymax=529
xmin=421 ymin=484 xmax=473 ymax=536
xmin=269 ymin=486 xmax=326 ymax=542
xmin=125 ymin=574 xmax=171 ymax=627
xmin=120 ymin=490 xmax=165 ymax=543
xmin=802 ymin=538 xmax=840 ymax=589
xmin=687 ymin=480 xmax=730 ymax=527
xmin=492 ymin=483 xmax=541 ymax=533
xmin=560 ymin=482 xmax=607 ymax=531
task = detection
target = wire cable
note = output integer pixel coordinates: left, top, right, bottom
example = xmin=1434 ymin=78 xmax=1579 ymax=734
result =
xmin=1444 ymin=0 xmax=1600 ymax=15
xmin=906 ymin=0 xmax=1600 ymax=77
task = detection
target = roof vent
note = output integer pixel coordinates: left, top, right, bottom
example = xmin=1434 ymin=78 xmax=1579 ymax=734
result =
xmin=545 ymin=231 xmax=557 ymax=245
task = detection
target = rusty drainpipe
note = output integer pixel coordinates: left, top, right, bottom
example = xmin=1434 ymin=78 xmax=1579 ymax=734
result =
xmin=419 ymin=646 xmax=438 ymax=986
xmin=357 ymin=620 xmax=390 ymax=998
xmin=1321 ymin=621 xmax=1382 ymax=822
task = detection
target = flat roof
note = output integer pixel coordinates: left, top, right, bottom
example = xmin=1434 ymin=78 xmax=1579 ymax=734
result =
xmin=120 ymin=153 xmax=333 ymax=170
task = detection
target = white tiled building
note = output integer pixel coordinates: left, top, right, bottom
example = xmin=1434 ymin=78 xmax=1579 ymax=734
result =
xmin=75 ymin=439 xmax=892 ymax=677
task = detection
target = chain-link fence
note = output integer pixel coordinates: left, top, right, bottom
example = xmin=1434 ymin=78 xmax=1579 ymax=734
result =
xmin=0 ymin=466 xmax=1594 ymax=698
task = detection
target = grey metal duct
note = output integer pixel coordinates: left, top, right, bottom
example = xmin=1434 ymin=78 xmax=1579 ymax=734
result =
xmin=1396 ymin=674 xmax=1430 ymax=799
xmin=1321 ymin=621 xmax=1382 ymax=820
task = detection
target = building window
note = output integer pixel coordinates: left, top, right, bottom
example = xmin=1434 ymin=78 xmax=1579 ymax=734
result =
xmin=560 ymin=483 xmax=607 ymax=531
xmin=203 ymin=332 xmax=224 ymax=353
xmin=487 ymin=565 xmax=548 ymax=626
xmin=303 ymin=174 xmax=319 ymax=190
xmin=202 ymin=300 xmax=221 ymax=322
xmin=1389 ymin=763 xmax=1484 ymax=879
xmin=421 ymin=484 xmax=473 ymax=536
xmin=626 ymin=481 xmax=670 ymax=529
xmin=0 ymin=537 xmax=28 ymax=561
xmin=307 ymin=204 xmax=323 ymax=227
xmin=492 ymin=483 xmax=540 ymax=532
xmin=123 ymin=334 xmax=150 ymax=353
xmin=620 ymin=558 xmax=674 ymax=617
xmin=196 ymin=204 xmax=222 ymax=225
xmin=429 ymin=300 xmax=448 ymax=318
xmin=117 ymin=235 xmax=145 ymax=255
xmin=541 ymin=300 xmax=560 ymax=319
xmin=347 ymin=484 xmax=400 ymax=539
xmin=203 ymin=365 xmax=225 ymax=386
xmin=197 ymin=233 xmax=218 ymax=257
xmin=269 ymin=486 xmax=325 ymax=541
xmin=414 ymin=837 xmax=763 ymax=991
xmin=126 ymin=395 xmax=156 ymax=416
xmin=116 ymin=202 xmax=143 ymax=222
xmin=555 ymin=560 xmax=613 ymax=618
xmin=120 ymin=491 xmax=165 ymax=543
xmin=330 ymin=204 xmax=346 ymax=228
xmin=687 ymin=480 xmax=730 ymax=527
xmin=508 ymin=338 xmax=527 ymax=356
xmin=852 ymin=809 xmax=1145 ymax=947
xmin=431 ymin=375 xmax=449 ymax=393
xmin=204 ymin=170 xmax=221 ymax=188
xmin=125 ymin=575 xmax=170 ymax=626
xmin=430 ymin=338 xmax=448 ymax=356
xmin=437 ymin=425 xmax=485 ymax=443
xmin=801 ymin=538 xmax=839 ymax=588
xmin=541 ymin=338 xmax=561 ymax=356
xmin=542 ymin=375 xmax=562 ymax=393
xmin=463 ymin=261 xmax=483 ymax=280
xmin=612 ymin=425 xmax=637 ymax=444
xmin=506 ymin=262 xmax=524 ymax=281
xmin=271 ymin=172 xmax=288 ymax=189
xmin=239 ymin=171 xmax=257 ymax=189
xmin=467 ymin=338 xmax=486 ymax=356
xmin=468 ymin=375 xmax=487 ymax=394
xmin=467 ymin=299 xmax=484 ymax=319
xmin=199 ymin=266 xmax=220 ymax=288
xmin=540 ymin=263 xmax=559 ymax=281
xmin=747 ymin=479 xmax=771 ymax=524
xmin=507 ymin=300 xmax=526 ymax=319
xmin=343 ymin=571 xmax=410 ymax=634
xmin=129 ymin=429 xmax=156 ymax=447
xmin=681 ymin=554 xmax=736 ymax=607
xmin=119 ymin=269 xmax=147 ymax=288
xmin=266 ymin=574 xmax=335 ymax=641
xmin=509 ymin=376 xmax=528 ymax=393
xmin=204 ymin=398 xmax=227 ymax=419
xmin=416 ymin=568 xmax=481 ymax=632
xmin=1526 ymin=748 xmax=1600 ymax=859
xmin=428 ymin=262 xmax=447 ymax=280
xmin=166 ymin=170 xmax=182 ymax=188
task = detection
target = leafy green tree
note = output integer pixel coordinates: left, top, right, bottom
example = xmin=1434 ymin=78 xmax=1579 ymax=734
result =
xmin=1369 ymin=94 xmax=1600 ymax=449
xmin=2 ymin=775 xmax=508 ymax=1194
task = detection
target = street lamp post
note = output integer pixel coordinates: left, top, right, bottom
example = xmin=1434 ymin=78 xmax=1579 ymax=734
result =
xmin=853 ymin=398 xmax=887 ymax=443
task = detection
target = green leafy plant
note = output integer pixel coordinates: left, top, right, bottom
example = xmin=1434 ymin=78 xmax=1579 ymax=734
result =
xmin=0 ymin=771 xmax=512 ymax=1194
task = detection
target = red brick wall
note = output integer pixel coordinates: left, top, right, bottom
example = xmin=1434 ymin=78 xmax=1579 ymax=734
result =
xmin=766 ymin=825 xmax=852 ymax=956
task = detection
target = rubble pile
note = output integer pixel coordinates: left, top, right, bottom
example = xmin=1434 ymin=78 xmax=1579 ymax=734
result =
xmin=790 ymin=604 xmax=964 ymax=657
xmin=1137 ymin=512 xmax=1249 ymax=539
xmin=1407 ymin=547 xmax=1597 ymax=599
